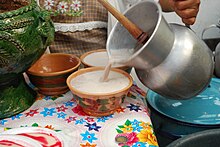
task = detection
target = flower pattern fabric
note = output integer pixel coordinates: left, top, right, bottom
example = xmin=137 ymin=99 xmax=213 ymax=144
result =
xmin=44 ymin=0 xmax=54 ymax=10
xmin=43 ymin=0 xmax=83 ymax=16
xmin=0 ymin=84 xmax=158 ymax=147
xmin=115 ymin=120 xmax=158 ymax=147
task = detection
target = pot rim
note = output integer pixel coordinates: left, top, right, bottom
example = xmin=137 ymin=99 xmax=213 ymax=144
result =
xmin=26 ymin=53 xmax=81 ymax=77
xmin=66 ymin=67 xmax=133 ymax=98
xmin=147 ymin=102 xmax=220 ymax=127
xmin=0 ymin=0 xmax=36 ymax=20
xmin=146 ymin=78 xmax=220 ymax=126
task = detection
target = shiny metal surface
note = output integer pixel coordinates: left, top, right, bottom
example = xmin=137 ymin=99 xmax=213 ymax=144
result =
xmin=214 ymin=42 xmax=220 ymax=77
xmin=107 ymin=0 xmax=174 ymax=70
xmin=107 ymin=0 xmax=214 ymax=99
xmin=136 ymin=24 xmax=214 ymax=99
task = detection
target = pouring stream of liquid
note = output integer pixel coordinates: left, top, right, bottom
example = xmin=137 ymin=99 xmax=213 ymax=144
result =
xmin=98 ymin=0 xmax=148 ymax=82
xmin=100 ymin=62 xmax=112 ymax=82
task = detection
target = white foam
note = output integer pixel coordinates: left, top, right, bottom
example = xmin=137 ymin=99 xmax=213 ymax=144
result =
xmin=70 ymin=70 xmax=130 ymax=94
xmin=83 ymin=51 xmax=124 ymax=67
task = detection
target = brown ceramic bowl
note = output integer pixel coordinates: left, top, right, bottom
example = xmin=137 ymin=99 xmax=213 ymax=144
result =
xmin=27 ymin=53 xmax=81 ymax=96
xmin=80 ymin=49 xmax=131 ymax=73
xmin=66 ymin=67 xmax=133 ymax=117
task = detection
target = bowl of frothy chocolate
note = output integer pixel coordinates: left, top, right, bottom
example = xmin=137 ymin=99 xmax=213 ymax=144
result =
xmin=66 ymin=67 xmax=133 ymax=117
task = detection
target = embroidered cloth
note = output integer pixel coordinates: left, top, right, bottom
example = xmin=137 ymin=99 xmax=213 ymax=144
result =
xmin=0 ymin=83 xmax=158 ymax=147
xmin=38 ymin=0 xmax=108 ymax=57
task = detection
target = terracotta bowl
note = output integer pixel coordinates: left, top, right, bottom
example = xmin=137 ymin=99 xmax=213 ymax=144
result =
xmin=80 ymin=49 xmax=131 ymax=73
xmin=27 ymin=53 xmax=81 ymax=96
xmin=66 ymin=67 xmax=133 ymax=117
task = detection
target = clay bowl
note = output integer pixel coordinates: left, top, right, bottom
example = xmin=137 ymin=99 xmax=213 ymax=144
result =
xmin=27 ymin=53 xmax=81 ymax=96
xmin=66 ymin=67 xmax=133 ymax=117
xmin=80 ymin=49 xmax=131 ymax=73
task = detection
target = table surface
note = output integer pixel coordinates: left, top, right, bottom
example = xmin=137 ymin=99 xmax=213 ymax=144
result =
xmin=0 ymin=83 xmax=158 ymax=147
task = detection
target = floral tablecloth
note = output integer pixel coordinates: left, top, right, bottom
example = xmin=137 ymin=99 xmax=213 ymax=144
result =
xmin=0 ymin=83 xmax=158 ymax=147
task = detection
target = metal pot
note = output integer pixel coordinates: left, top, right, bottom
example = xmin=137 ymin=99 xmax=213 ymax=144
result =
xmin=107 ymin=0 xmax=214 ymax=99
xmin=214 ymin=42 xmax=220 ymax=77
xmin=146 ymin=78 xmax=220 ymax=146
xmin=167 ymin=128 xmax=220 ymax=147
xmin=201 ymin=21 xmax=220 ymax=52
xmin=201 ymin=21 xmax=220 ymax=77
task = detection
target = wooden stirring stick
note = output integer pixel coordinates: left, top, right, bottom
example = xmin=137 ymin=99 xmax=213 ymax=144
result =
xmin=97 ymin=0 xmax=149 ymax=44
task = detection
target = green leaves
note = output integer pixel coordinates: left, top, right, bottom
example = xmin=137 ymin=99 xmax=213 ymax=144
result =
xmin=116 ymin=119 xmax=132 ymax=133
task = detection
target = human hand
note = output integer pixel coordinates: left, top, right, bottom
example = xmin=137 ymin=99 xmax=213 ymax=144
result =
xmin=169 ymin=0 xmax=200 ymax=25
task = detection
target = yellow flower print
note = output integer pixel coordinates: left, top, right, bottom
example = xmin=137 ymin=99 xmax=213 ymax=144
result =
xmin=137 ymin=129 xmax=151 ymax=142
xmin=121 ymin=125 xmax=133 ymax=133
xmin=140 ymin=121 xmax=153 ymax=130
xmin=137 ymin=129 xmax=158 ymax=146
xmin=148 ymin=133 xmax=158 ymax=146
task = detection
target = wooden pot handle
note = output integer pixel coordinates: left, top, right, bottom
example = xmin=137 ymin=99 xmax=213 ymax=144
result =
xmin=97 ymin=0 xmax=147 ymax=41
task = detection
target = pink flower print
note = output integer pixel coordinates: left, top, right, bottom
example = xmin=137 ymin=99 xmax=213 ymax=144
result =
xmin=72 ymin=105 xmax=87 ymax=116
xmin=65 ymin=116 xmax=77 ymax=123
xmin=70 ymin=0 xmax=82 ymax=11
xmin=116 ymin=132 xmax=138 ymax=146
xmin=85 ymin=117 xmax=95 ymax=123
xmin=57 ymin=1 xmax=68 ymax=14
xmin=56 ymin=105 xmax=68 ymax=112
xmin=25 ymin=109 xmax=39 ymax=117
xmin=44 ymin=0 xmax=54 ymax=10
xmin=126 ymin=132 xmax=139 ymax=146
